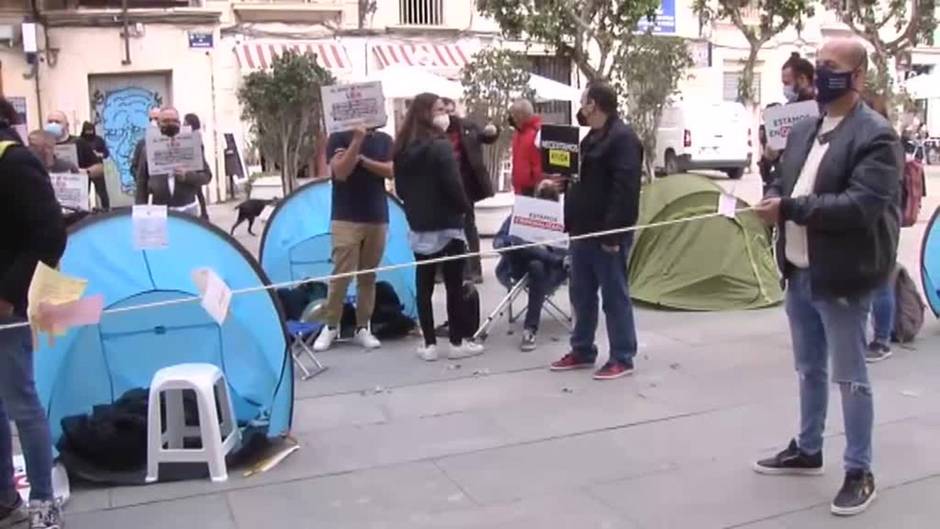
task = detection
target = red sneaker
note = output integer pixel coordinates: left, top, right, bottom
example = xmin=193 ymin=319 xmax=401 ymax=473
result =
xmin=550 ymin=353 xmax=595 ymax=371
xmin=593 ymin=361 xmax=635 ymax=380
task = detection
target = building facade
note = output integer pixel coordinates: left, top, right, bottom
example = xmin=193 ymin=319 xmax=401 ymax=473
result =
xmin=0 ymin=0 xmax=933 ymax=205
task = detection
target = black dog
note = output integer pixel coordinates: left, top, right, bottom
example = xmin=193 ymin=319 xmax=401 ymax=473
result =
xmin=231 ymin=198 xmax=277 ymax=236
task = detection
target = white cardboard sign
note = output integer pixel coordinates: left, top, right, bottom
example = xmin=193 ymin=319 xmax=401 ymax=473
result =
xmin=509 ymin=195 xmax=568 ymax=249
xmin=54 ymin=143 xmax=79 ymax=170
xmin=192 ymin=268 xmax=233 ymax=325
xmin=49 ymin=171 xmax=89 ymax=211
xmin=145 ymin=128 xmax=204 ymax=176
xmin=322 ymin=81 xmax=387 ymax=134
xmin=763 ymin=101 xmax=820 ymax=150
xmin=718 ymin=193 xmax=737 ymax=219
xmin=132 ymin=205 xmax=169 ymax=250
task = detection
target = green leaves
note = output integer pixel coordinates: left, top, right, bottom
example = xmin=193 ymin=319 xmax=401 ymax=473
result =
xmin=477 ymin=0 xmax=661 ymax=81
xmin=237 ymin=50 xmax=334 ymax=193
xmin=614 ymin=35 xmax=694 ymax=177
xmin=461 ymin=48 xmax=535 ymax=125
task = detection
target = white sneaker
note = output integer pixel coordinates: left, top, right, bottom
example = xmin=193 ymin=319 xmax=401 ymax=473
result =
xmin=417 ymin=344 xmax=439 ymax=362
xmin=449 ymin=340 xmax=485 ymax=359
xmin=354 ymin=327 xmax=381 ymax=349
xmin=313 ymin=326 xmax=339 ymax=352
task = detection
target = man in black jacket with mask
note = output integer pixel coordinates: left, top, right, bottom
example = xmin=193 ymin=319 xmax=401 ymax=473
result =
xmin=135 ymin=107 xmax=212 ymax=215
xmin=0 ymin=97 xmax=67 ymax=529
xmin=549 ymin=82 xmax=643 ymax=381
xmin=442 ymin=99 xmax=498 ymax=283
xmin=752 ymin=39 xmax=901 ymax=517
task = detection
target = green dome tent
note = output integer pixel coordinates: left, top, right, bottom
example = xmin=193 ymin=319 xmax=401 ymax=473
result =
xmin=628 ymin=174 xmax=783 ymax=311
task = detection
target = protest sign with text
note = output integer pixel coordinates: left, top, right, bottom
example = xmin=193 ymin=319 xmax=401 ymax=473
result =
xmin=540 ymin=125 xmax=581 ymax=177
xmin=763 ymin=101 xmax=820 ymax=150
xmin=49 ymin=172 xmax=89 ymax=211
xmin=322 ymin=81 xmax=387 ymax=134
xmin=145 ymin=128 xmax=204 ymax=176
xmin=54 ymin=143 xmax=79 ymax=170
xmin=509 ymin=195 xmax=568 ymax=249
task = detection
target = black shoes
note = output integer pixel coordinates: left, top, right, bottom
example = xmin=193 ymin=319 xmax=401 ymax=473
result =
xmin=754 ymin=440 xmax=877 ymax=517
xmin=831 ymin=470 xmax=877 ymax=516
xmin=753 ymin=439 xmax=824 ymax=476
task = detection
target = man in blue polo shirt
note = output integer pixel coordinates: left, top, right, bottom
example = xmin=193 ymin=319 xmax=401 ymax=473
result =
xmin=314 ymin=123 xmax=394 ymax=352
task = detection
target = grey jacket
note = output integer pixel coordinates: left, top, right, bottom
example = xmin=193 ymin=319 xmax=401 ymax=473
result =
xmin=134 ymin=143 xmax=212 ymax=208
xmin=766 ymin=102 xmax=902 ymax=298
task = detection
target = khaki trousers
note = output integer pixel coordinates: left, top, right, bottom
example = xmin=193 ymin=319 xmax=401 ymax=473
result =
xmin=320 ymin=221 xmax=388 ymax=327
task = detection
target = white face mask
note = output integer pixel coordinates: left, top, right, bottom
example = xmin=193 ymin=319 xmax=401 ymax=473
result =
xmin=432 ymin=114 xmax=450 ymax=132
xmin=783 ymin=84 xmax=799 ymax=103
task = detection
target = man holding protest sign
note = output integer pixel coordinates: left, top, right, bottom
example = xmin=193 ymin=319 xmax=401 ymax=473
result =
xmin=0 ymin=97 xmax=67 ymax=529
xmin=753 ymin=39 xmax=901 ymax=517
xmin=760 ymin=54 xmax=818 ymax=192
xmin=134 ymin=107 xmax=211 ymax=216
xmin=550 ymin=82 xmax=642 ymax=381
xmin=28 ymin=131 xmax=79 ymax=174
xmin=496 ymin=180 xmax=567 ymax=351
xmin=45 ymin=110 xmax=108 ymax=210
xmin=313 ymin=120 xmax=394 ymax=353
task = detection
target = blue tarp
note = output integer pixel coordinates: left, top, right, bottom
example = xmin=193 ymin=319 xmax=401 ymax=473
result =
xmin=922 ymin=207 xmax=940 ymax=317
xmin=259 ymin=181 xmax=417 ymax=318
xmin=37 ymin=211 xmax=293 ymax=450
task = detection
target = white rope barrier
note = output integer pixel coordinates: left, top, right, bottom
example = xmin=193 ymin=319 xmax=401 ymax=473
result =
xmin=0 ymin=207 xmax=754 ymax=332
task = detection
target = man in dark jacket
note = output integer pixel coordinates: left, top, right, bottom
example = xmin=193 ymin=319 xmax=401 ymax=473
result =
xmin=442 ymin=99 xmax=499 ymax=283
xmin=761 ymin=53 xmax=817 ymax=191
xmin=752 ymin=39 xmax=902 ymax=517
xmin=549 ymin=82 xmax=642 ymax=381
xmin=135 ymin=107 xmax=212 ymax=215
xmin=0 ymin=97 xmax=67 ymax=529
xmin=46 ymin=110 xmax=108 ymax=210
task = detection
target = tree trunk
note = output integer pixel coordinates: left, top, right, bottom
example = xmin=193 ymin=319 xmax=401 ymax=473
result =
xmin=872 ymin=47 xmax=891 ymax=96
xmin=741 ymin=43 xmax=762 ymax=106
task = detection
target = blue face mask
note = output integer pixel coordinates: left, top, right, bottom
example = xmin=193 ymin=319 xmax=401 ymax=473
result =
xmin=815 ymin=66 xmax=855 ymax=104
xmin=44 ymin=122 xmax=64 ymax=138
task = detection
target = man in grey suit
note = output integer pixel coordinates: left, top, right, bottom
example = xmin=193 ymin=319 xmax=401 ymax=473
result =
xmin=752 ymin=38 xmax=902 ymax=517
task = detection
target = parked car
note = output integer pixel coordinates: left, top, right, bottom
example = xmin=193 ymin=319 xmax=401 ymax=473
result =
xmin=654 ymin=100 xmax=751 ymax=179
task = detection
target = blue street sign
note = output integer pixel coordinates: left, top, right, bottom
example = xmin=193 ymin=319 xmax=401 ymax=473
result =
xmin=188 ymin=32 xmax=214 ymax=49
xmin=637 ymin=0 xmax=677 ymax=35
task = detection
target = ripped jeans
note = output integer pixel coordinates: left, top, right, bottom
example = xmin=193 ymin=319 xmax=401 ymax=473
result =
xmin=785 ymin=269 xmax=874 ymax=472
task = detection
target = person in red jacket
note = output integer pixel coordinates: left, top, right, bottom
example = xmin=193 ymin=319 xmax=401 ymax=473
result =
xmin=510 ymin=99 xmax=543 ymax=196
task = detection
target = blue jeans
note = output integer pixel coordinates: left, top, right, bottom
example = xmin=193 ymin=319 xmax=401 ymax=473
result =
xmin=871 ymin=282 xmax=895 ymax=344
xmin=0 ymin=319 xmax=54 ymax=501
xmin=568 ymin=235 xmax=638 ymax=365
xmin=786 ymin=270 xmax=873 ymax=472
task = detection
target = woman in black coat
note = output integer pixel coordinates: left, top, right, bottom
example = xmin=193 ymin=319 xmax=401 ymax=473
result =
xmin=393 ymin=92 xmax=483 ymax=362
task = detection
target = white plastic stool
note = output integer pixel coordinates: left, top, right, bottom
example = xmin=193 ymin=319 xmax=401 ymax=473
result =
xmin=145 ymin=363 xmax=241 ymax=483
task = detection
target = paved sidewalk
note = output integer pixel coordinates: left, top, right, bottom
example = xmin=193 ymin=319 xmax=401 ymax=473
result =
xmin=62 ymin=171 xmax=940 ymax=528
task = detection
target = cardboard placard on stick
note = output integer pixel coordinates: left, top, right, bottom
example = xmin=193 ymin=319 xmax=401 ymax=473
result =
xmin=49 ymin=172 xmax=89 ymax=211
xmin=763 ymin=101 xmax=820 ymax=150
xmin=540 ymin=124 xmax=580 ymax=177
xmin=145 ymin=128 xmax=204 ymax=176
xmin=509 ymin=195 xmax=568 ymax=249
xmin=322 ymin=81 xmax=387 ymax=135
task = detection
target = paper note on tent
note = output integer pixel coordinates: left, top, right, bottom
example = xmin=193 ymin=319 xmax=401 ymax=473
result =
xmin=27 ymin=262 xmax=92 ymax=346
xmin=192 ymin=267 xmax=233 ymax=325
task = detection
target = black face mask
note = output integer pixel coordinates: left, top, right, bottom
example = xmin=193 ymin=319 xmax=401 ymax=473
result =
xmin=576 ymin=109 xmax=588 ymax=127
xmin=161 ymin=124 xmax=180 ymax=137
xmin=82 ymin=131 xmax=94 ymax=138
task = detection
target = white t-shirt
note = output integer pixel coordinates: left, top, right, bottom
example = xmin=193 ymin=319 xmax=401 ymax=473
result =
xmin=785 ymin=116 xmax=844 ymax=268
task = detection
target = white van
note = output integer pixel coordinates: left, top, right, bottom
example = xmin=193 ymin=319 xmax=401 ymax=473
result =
xmin=654 ymin=100 xmax=751 ymax=179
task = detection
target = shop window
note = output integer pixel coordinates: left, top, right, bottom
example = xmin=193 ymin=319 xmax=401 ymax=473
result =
xmin=399 ymin=0 xmax=443 ymax=26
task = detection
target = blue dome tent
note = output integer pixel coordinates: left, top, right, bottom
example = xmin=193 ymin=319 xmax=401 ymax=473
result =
xmin=922 ymin=207 xmax=940 ymax=317
xmin=259 ymin=180 xmax=417 ymax=318
xmin=37 ymin=211 xmax=293 ymax=457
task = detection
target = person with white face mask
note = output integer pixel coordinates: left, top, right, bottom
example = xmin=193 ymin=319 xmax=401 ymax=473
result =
xmin=392 ymin=92 xmax=483 ymax=362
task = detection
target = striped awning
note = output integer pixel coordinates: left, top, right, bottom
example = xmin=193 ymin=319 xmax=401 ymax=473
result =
xmin=234 ymin=40 xmax=353 ymax=74
xmin=371 ymin=42 xmax=471 ymax=76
